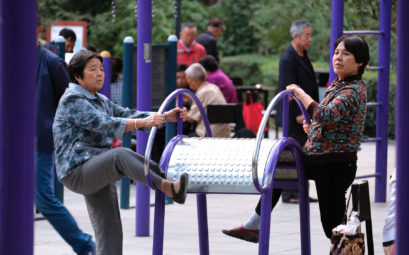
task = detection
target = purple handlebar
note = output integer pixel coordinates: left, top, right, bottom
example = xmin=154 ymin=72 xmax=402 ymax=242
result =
xmin=252 ymin=90 xmax=311 ymax=192
xmin=144 ymin=89 xmax=212 ymax=189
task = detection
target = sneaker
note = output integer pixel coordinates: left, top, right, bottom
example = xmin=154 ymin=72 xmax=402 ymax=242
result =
xmin=222 ymin=225 xmax=259 ymax=243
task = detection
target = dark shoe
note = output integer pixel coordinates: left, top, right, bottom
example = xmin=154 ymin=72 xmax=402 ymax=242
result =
xmin=309 ymin=197 xmax=318 ymax=203
xmin=283 ymin=198 xmax=299 ymax=204
xmin=171 ymin=172 xmax=189 ymax=204
xmin=222 ymin=225 xmax=259 ymax=243
xmin=283 ymin=197 xmax=318 ymax=204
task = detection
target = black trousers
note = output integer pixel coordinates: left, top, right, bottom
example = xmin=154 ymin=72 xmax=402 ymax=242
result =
xmin=255 ymin=161 xmax=357 ymax=238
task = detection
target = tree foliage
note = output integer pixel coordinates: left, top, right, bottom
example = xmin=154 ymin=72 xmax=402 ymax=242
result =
xmin=38 ymin=0 xmax=396 ymax=64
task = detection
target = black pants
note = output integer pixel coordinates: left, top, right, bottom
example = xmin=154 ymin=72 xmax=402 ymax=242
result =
xmin=255 ymin=161 xmax=357 ymax=238
xmin=282 ymin=131 xmax=308 ymax=201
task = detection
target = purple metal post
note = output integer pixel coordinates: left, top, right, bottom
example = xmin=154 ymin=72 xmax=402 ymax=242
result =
xmin=258 ymin=188 xmax=273 ymax=255
xmin=374 ymin=0 xmax=392 ymax=203
xmin=329 ymin=0 xmax=344 ymax=83
xmin=197 ymin=194 xmax=209 ymax=255
xmin=100 ymin=51 xmax=111 ymax=98
xmin=396 ymin=0 xmax=409 ymax=253
xmin=0 ymin=1 xmax=36 ymax=254
xmin=135 ymin=0 xmax=152 ymax=236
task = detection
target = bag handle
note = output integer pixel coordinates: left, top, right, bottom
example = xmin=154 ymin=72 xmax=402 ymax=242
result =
xmin=342 ymin=190 xmax=353 ymax=224
xmin=246 ymin=91 xmax=254 ymax=105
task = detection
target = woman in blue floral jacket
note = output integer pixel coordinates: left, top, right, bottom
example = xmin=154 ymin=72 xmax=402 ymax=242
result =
xmin=53 ymin=51 xmax=188 ymax=255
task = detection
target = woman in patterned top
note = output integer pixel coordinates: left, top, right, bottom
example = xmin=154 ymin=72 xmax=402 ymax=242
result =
xmin=53 ymin=51 xmax=188 ymax=255
xmin=222 ymin=35 xmax=369 ymax=243
xmin=288 ymin=35 xmax=369 ymax=238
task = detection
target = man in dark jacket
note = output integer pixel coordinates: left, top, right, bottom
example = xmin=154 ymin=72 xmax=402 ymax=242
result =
xmin=36 ymin=19 xmax=95 ymax=255
xmin=196 ymin=18 xmax=223 ymax=62
xmin=274 ymin=20 xmax=319 ymax=204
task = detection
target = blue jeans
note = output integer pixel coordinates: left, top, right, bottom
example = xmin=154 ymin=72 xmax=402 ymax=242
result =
xmin=35 ymin=151 xmax=95 ymax=254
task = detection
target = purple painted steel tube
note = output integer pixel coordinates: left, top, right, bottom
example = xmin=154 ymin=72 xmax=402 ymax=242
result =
xmin=135 ymin=0 xmax=152 ymax=236
xmin=152 ymin=190 xmax=165 ymax=255
xmin=144 ymin=89 xmax=211 ymax=190
xmin=0 ymin=1 xmax=36 ymax=254
xmin=258 ymin=188 xmax=273 ymax=255
xmin=329 ymin=0 xmax=344 ymax=83
xmin=101 ymin=56 xmax=111 ymax=98
xmin=374 ymin=0 xmax=392 ymax=203
xmin=282 ymin=96 xmax=289 ymax=137
xmin=197 ymin=194 xmax=209 ymax=255
xmin=396 ymin=0 xmax=409 ymax=253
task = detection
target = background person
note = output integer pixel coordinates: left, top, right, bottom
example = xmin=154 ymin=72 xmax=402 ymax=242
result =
xmin=35 ymin=17 xmax=96 ymax=255
xmin=185 ymin=63 xmax=230 ymax=138
xmin=383 ymin=169 xmax=396 ymax=255
xmin=275 ymin=20 xmax=319 ymax=204
xmin=222 ymin=35 xmax=369 ymax=243
xmin=177 ymin=23 xmax=207 ymax=66
xmin=199 ymin=55 xmax=238 ymax=103
xmin=196 ymin=18 xmax=224 ymax=62
xmin=53 ymin=51 xmax=189 ymax=255
xmin=59 ymin=27 xmax=76 ymax=53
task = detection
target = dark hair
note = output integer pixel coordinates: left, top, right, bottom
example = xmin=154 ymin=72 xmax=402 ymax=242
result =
xmin=85 ymin=44 xmax=98 ymax=52
xmin=110 ymin=57 xmax=123 ymax=83
xmin=199 ymin=55 xmax=218 ymax=72
xmin=68 ymin=51 xmax=103 ymax=83
xmin=59 ymin=28 xmax=77 ymax=42
xmin=335 ymin=35 xmax=370 ymax=76
xmin=177 ymin=64 xmax=188 ymax=72
xmin=208 ymin=18 xmax=223 ymax=28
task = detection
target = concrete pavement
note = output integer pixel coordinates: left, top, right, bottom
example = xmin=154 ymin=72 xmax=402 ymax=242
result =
xmin=34 ymin=140 xmax=396 ymax=255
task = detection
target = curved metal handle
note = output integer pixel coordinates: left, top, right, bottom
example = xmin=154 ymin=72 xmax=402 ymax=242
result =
xmin=144 ymin=88 xmax=213 ymax=189
xmin=251 ymin=90 xmax=311 ymax=192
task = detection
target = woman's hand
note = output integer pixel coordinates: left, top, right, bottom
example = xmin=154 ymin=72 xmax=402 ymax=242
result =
xmin=302 ymin=120 xmax=310 ymax=134
xmin=286 ymin=84 xmax=305 ymax=99
xmin=286 ymin=84 xmax=315 ymax=109
xmin=144 ymin=113 xmax=166 ymax=127
xmin=164 ymin=107 xmax=187 ymax=122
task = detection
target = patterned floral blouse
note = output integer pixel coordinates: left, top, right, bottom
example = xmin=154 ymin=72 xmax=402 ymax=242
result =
xmin=303 ymin=75 xmax=367 ymax=160
xmin=53 ymin=83 xmax=153 ymax=180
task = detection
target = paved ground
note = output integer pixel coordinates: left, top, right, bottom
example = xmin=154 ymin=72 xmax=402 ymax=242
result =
xmin=34 ymin=137 xmax=396 ymax=255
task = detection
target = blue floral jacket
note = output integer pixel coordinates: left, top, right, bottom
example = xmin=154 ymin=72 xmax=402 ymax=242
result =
xmin=53 ymin=83 xmax=153 ymax=180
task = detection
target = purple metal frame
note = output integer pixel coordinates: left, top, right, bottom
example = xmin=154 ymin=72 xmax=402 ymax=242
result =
xmin=0 ymin=1 xmax=36 ymax=254
xmin=145 ymin=90 xmax=310 ymax=255
xmin=143 ymin=89 xmax=211 ymax=255
xmin=135 ymin=0 xmax=152 ymax=236
xmin=330 ymin=0 xmax=391 ymax=203
xmin=374 ymin=0 xmax=392 ymax=202
xmin=100 ymin=56 xmax=111 ymax=98
xmin=396 ymin=0 xmax=409 ymax=253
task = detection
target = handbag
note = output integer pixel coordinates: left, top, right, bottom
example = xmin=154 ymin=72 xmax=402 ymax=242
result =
xmin=330 ymin=191 xmax=365 ymax=255
xmin=242 ymin=92 xmax=267 ymax=134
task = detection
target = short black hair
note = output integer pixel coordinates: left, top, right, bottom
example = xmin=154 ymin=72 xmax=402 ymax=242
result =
xmin=208 ymin=18 xmax=223 ymax=28
xmin=199 ymin=55 xmax=218 ymax=72
xmin=59 ymin=28 xmax=77 ymax=42
xmin=68 ymin=51 xmax=103 ymax=83
xmin=85 ymin=44 xmax=98 ymax=52
xmin=177 ymin=64 xmax=188 ymax=72
xmin=335 ymin=35 xmax=370 ymax=76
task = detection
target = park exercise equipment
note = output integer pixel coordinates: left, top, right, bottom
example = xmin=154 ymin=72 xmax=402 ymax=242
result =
xmin=143 ymin=89 xmax=311 ymax=255
xmin=329 ymin=0 xmax=392 ymax=203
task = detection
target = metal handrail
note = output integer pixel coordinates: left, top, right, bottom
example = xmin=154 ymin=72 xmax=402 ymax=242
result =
xmin=143 ymin=89 xmax=212 ymax=190
xmin=251 ymin=90 xmax=311 ymax=192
